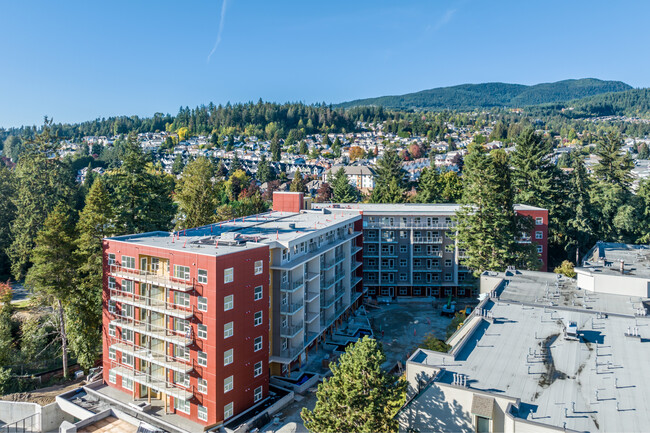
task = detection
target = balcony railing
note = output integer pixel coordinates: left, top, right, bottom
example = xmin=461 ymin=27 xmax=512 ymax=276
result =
xmin=280 ymin=302 xmax=304 ymax=315
xmin=380 ymin=238 xmax=397 ymax=243
xmin=305 ymin=290 xmax=319 ymax=303
xmin=334 ymin=287 xmax=345 ymax=302
xmin=280 ymin=324 xmax=303 ymax=339
xmin=110 ymin=341 xmax=193 ymax=374
xmin=413 ymin=251 xmax=442 ymax=258
xmin=364 ymin=221 xmax=456 ymax=229
xmin=111 ymin=316 xmax=193 ymax=347
xmin=350 ymin=275 xmax=362 ymax=287
xmin=305 ymin=311 xmax=319 ymax=323
xmin=351 ymin=260 xmax=363 ymax=271
xmin=279 ymin=346 xmax=303 ymax=360
xmin=109 ymin=265 xmax=194 ymax=292
xmin=351 ymin=245 xmax=363 ymax=255
xmin=413 ymin=237 xmax=443 ymax=244
xmin=280 ymin=278 xmax=304 ymax=293
xmin=320 ymin=295 xmax=336 ymax=310
xmin=109 ymin=362 xmax=192 ymax=401
xmin=110 ymin=289 xmax=193 ymax=320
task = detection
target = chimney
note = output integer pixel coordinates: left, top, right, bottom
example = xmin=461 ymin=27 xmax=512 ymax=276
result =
xmin=620 ymin=260 xmax=625 ymax=274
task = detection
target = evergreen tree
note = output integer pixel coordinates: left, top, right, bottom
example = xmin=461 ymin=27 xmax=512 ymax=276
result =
xmin=299 ymin=140 xmax=308 ymax=155
xmin=370 ymin=150 xmax=406 ymax=203
xmin=0 ymin=167 xmax=16 ymax=279
xmin=256 ymin=154 xmax=274 ymax=183
xmin=175 ymin=157 xmax=217 ymax=229
xmin=171 ymin=155 xmax=185 ymax=175
xmin=270 ymin=136 xmax=281 ymax=161
xmin=332 ymin=137 xmax=342 ymax=157
xmin=456 ymin=145 xmax=537 ymax=274
xmin=321 ymin=133 xmax=331 ymax=148
xmin=415 ymin=167 xmax=442 ymax=203
xmin=0 ymin=282 xmax=15 ymax=366
xmin=301 ymin=337 xmax=406 ymax=433
xmin=638 ymin=143 xmax=650 ymax=160
xmin=70 ymin=179 xmax=114 ymax=370
xmin=25 ymin=203 xmax=77 ymax=378
xmin=290 ymin=168 xmax=307 ymax=193
xmin=8 ymin=121 xmax=76 ymax=280
xmin=230 ymin=152 xmax=242 ymax=172
xmin=107 ymin=134 xmax=176 ymax=234
xmin=636 ymin=179 xmax=650 ymax=243
xmin=438 ymin=171 xmax=463 ymax=202
xmin=565 ymin=157 xmax=595 ymax=261
xmin=332 ymin=168 xmax=358 ymax=203
xmin=593 ymin=132 xmax=633 ymax=189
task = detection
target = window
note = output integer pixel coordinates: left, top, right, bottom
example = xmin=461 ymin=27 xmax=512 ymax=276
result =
xmin=224 ymin=375 xmax=233 ymax=393
xmin=444 ymin=274 xmax=453 ymax=282
xmin=108 ymin=324 xmax=116 ymax=337
xmin=477 ymin=415 xmax=490 ymax=433
xmin=174 ymin=371 xmax=189 ymax=387
xmin=198 ymin=324 xmax=207 ymax=339
xmin=459 ymin=288 xmax=465 ymax=296
xmin=108 ymin=277 xmax=116 ymax=290
xmin=109 ymin=370 xmax=116 ymax=384
xmin=445 ymin=259 xmax=452 ymax=267
xmin=224 ymin=349 xmax=233 ymax=365
xmin=198 ymin=269 xmax=208 ymax=284
xmin=108 ymin=300 xmax=117 ymax=314
xmin=414 ymin=288 xmax=421 ymax=296
xmin=224 ymin=295 xmax=233 ymax=311
xmin=400 ymin=259 xmax=407 ymax=267
xmin=198 ymin=378 xmax=208 ymax=394
xmin=174 ymin=265 xmax=190 ymax=280
xmin=459 ymin=273 xmax=466 ymax=281
xmin=399 ymin=287 xmax=407 ymax=295
xmin=535 ymin=231 xmax=543 ymax=239
xmin=224 ymin=267 xmax=234 ymax=283
xmin=414 ymin=246 xmax=422 ymax=253
xmin=224 ymin=402 xmax=234 ymax=420
xmin=254 ymin=260 xmax=263 ymax=275
xmin=175 ymin=345 xmax=189 ymax=361
xmin=174 ymin=318 xmax=189 ymax=334
xmin=122 ymin=329 xmax=134 ymax=343
xmin=224 ymin=322 xmax=234 ymax=338
xmin=254 ymin=311 xmax=263 ymax=326
xmin=122 ymin=279 xmax=134 ymax=294
xmin=400 ymin=245 xmax=407 ymax=253
xmin=174 ymin=291 xmax=190 ymax=308
xmin=198 ymin=351 xmax=207 ymax=367
xmin=535 ymin=217 xmax=544 ymax=225
xmin=198 ymin=405 xmax=208 ymax=422
xmin=108 ymin=253 xmax=116 ymax=266
xmin=254 ymin=336 xmax=263 ymax=352
xmin=445 ymin=244 xmax=454 ymax=253
xmin=122 ymin=256 xmax=135 ymax=269
xmin=400 ymin=231 xmax=407 ymax=238
xmin=198 ymin=296 xmax=208 ymax=312
xmin=254 ymin=361 xmax=263 ymax=377
xmin=400 ymin=274 xmax=407 ymax=282
xmin=254 ymin=386 xmax=263 ymax=402
xmin=109 ymin=347 xmax=116 ymax=360
xmin=537 ymin=245 xmax=544 ymax=253
xmin=254 ymin=286 xmax=263 ymax=301
xmin=174 ymin=398 xmax=190 ymax=414
xmin=122 ymin=353 xmax=134 ymax=367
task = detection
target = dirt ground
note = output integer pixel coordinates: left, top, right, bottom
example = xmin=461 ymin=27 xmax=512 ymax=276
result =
xmin=0 ymin=378 xmax=85 ymax=406
xmin=261 ymin=300 xmax=464 ymax=433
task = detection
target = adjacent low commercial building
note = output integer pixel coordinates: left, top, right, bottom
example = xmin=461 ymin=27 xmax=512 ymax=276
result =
xmin=576 ymin=242 xmax=650 ymax=298
xmin=102 ymin=192 xmax=363 ymax=430
xmin=399 ymin=269 xmax=650 ymax=433
xmin=312 ymin=203 xmax=548 ymax=298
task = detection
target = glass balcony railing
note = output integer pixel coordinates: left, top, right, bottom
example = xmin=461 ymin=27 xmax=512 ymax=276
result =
xmin=109 ymin=265 xmax=193 ymax=292
xmin=111 ymin=316 xmax=193 ymax=347
xmin=110 ymin=341 xmax=193 ymax=374
xmin=109 ymin=362 xmax=192 ymax=401
xmin=109 ymin=289 xmax=193 ymax=320
xmin=280 ymin=302 xmax=304 ymax=315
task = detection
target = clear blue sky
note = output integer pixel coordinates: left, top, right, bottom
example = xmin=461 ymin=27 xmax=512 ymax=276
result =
xmin=1 ymin=0 xmax=648 ymax=128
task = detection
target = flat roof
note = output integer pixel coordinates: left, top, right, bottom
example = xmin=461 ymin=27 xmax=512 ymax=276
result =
xmin=577 ymin=242 xmax=650 ymax=279
xmin=409 ymin=270 xmax=650 ymax=432
xmin=107 ymin=209 xmax=361 ymax=257
xmin=312 ymin=203 xmax=546 ymax=216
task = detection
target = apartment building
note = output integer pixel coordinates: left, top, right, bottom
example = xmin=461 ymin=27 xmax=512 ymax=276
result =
xmin=102 ymin=192 xmax=363 ymax=429
xmin=312 ymin=203 xmax=548 ymax=299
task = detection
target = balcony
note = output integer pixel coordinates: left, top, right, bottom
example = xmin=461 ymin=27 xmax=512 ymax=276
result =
xmin=280 ymin=323 xmax=303 ymax=339
xmin=363 ymin=249 xmax=379 ymax=257
xmin=279 ymin=346 xmax=303 ymax=360
xmin=305 ymin=290 xmax=319 ymax=303
xmin=364 ymin=264 xmax=379 ymax=271
xmin=109 ymin=265 xmax=194 ymax=292
xmin=335 ymin=253 xmax=345 ymax=264
xmin=110 ymin=289 xmax=193 ymax=320
xmin=111 ymin=317 xmax=193 ymax=347
xmin=381 ymin=250 xmax=398 ymax=257
xmin=413 ymin=251 xmax=442 ymax=258
xmin=364 ymin=237 xmax=379 ymax=243
xmin=380 ymin=238 xmax=397 ymax=244
xmin=305 ymin=311 xmax=319 ymax=323
xmin=280 ymin=278 xmax=304 ymax=293
xmin=351 ymin=245 xmax=363 ymax=255
xmin=364 ymin=221 xmax=456 ymax=229
xmin=110 ymin=342 xmax=193 ymax=374
xmin=350 ymin=275 xmax=362 ymax=287
xmin=109 ymin=363 xmax=192 ymax=401
xmin=280 ymin=302 xmax=304 ymax=315
xmin=413 ymin=237 xmax=443 ymax=244
xmin=321 ymin=277 xmax=335 ymax=291
xmin=334 ymin=287 xmax=345 ymax=302
xmin=351 ymin=260 xmax=363 ymax=271
xmin=305 ymin=272 xmax=319 ymax=282
xmin=320 ymin=295 xmax=336 ymax=310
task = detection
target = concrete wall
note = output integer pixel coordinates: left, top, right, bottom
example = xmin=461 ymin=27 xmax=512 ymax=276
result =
xmin=577 ymin=270 xmax=650 ymax=297
xmin=0 ymin=401 xmax=39 ymax=425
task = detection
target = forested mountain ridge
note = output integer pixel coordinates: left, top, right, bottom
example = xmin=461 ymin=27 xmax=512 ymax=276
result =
xmin=336 ymin=79 xmax=632 ymax=110
xmin=530 ymin=88 xmax=650 ymax=118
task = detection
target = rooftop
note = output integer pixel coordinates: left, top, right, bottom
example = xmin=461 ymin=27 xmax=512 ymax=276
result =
xmin=107 ymin=209 xmax=361 ymax=256
xmin=408 ymin=270 xmax=650 ymax=432
xmin=312 ymin=203 xmax=546 ymax=215
xmin=577 ymin=242 xmax=650 ymax=279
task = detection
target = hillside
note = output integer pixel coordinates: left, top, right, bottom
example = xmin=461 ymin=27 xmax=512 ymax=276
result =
xmin=530 ymin=88 xmax=650 ymax=118
xmin=336 ymin=79 xmax=632 ymax=111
